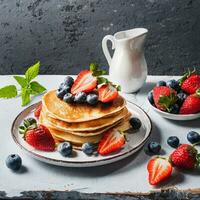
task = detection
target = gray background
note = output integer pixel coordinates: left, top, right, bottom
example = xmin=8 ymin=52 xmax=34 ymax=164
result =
xmin=0 ymin=0 xmax=200 ymax=75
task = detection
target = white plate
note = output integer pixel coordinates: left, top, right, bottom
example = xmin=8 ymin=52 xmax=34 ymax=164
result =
xmin=11 ymin=101 xmax=152 ymax=167
xmin=148 ymin=101 xmax=200 ymax=121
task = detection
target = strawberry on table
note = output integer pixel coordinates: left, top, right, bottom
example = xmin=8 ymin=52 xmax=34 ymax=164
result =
xmin=34 ymin=103 xmax=42 ymax=119
xmin=98 ymin=129 xmax=125 ymax=156
xmin=179 ymin=89 xmax=200 ymax=114
xmin=170 ymin=144 xmax=200 ymax=169
xmin=147 ymin=157 xmax=172 ymax=185
xmin=153 ymin=86 xmax=177 ymax=111
xmin=98 ymin=84 xmax=119 ymax=103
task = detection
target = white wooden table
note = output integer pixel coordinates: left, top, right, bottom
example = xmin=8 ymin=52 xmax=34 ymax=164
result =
xmin=0 ymin=75 xmax=200 ymax=199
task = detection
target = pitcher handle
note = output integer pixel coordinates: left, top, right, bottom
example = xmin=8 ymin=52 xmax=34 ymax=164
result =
xmin=102 ymin=35 xmax=115 ymax=66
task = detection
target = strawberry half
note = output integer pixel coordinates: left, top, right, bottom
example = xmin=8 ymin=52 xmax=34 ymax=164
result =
xmin=98 ymin=84 xmax=119 ymax=103
xmin=153 ymin=86 xmax=177 ymax=111
xmin=147 ymin=157 xmax=172 ymax=185
xmin=71 ymin=70 xmax=97 ymax=95
xmin=25 ymin=124 xmax=55 ymax=152
xmin=179 ymin=89 xmax=200 ymax=114
xmin=98 ymin=129 xmax=125 ymax=155
xmin=34 ymin=103 xmax=42 ymax=119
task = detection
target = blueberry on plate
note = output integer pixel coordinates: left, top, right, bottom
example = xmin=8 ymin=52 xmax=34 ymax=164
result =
xmin=58 ymin=142 xmax=72 ymax=157
xmin=74 ymin=92 xmax=87 ymax=103
xmin=156 ymin=81 xmax=166 ymax=87
xmin=82 ymin=143 xmax=94 ymax=155
xmin=62 ymin=85 xmax=71 ymax=93
xmin=63 ymin=93 xmax=74 ymax=103
xmin=187 ymin=131 xmax=200 ymax=144
xmin=6 ymin=154 xmax=22 ymax=171
xmin=177 ymin=92 xmax=187 ymax=105
xmin=147 ymin=91 xmax=154 ymax=105
xmin=167 ymin=136 xmax=180 ymax=148
xmin=129 ymin=117 xmax=142 ymax=130
xmin=56 ymin=88 xmax=66 ymax=99
xmin=64 ymin=76 xmax=74 ymax=87
xmin=87 ymin=94 xmax=98 ymax=105
xmin=58 ymin=82 xmax=64 ymax=90
xmin=166 ymin=79 xmax=181 ymax=92
xmin=170 ymin=104 xmax=180 ymax=114
xmin=148 ymin=142 xmax=161 ymax=154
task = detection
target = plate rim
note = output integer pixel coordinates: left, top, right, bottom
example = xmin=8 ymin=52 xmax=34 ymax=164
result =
xmin=11 ymin=101 xmax=152 ymax=165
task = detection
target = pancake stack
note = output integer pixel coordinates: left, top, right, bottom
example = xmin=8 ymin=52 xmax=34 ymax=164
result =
xmin=39 ymin=90 xmax=131 ymax=147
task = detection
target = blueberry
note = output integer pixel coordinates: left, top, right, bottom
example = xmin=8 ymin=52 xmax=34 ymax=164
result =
xmin=74 ymin=92 xmax=87 ymax=103
xmin=62 ymin=85 xmax=71 ymax=93
xmin=177 ymin=92 xmax=187 ymax=105
xmin=147 ymin=91 xmax=154 ymax=105
xmin=167 ymin=136 xmax=180 ymax=148
xmin=166 ymin=79 xmax=181 ymax=91
xmin=187 ymin=131 xmax=200 ymax=144
xmin=156 ymin=81 xmax=166 ymax=87
xmin=23 ymin=118 xmax=37 ymax=128
xmin=63 ymin=93 xmax=74 ymax=103
xmin=82 ymin=143 xmax=94 ymax=155
xmin=87 ymin=94 xmax=98 ymax=105
xmin=64 ymin=76 xmax=74 ymax=87
xmin=58 ymin=82 xmax=64 ymax=90
xmin=148 ymin=142 xmax=161 ymax=154
xmin=6 ymin=154 xmax=22 ymax=171
xmin=170 ymin=104 xmax=179 ymax=114
xmin=58 ymin=142 xmax=72 ymax=157
xmin=56 ymin=88 xmax=66 ymax=99
xmin=129 ymin=117 xmax=142 ymax=130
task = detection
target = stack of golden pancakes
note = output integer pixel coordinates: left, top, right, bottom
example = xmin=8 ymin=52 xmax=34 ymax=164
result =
xmin=39 ymin=90 xmax=131 ymax=147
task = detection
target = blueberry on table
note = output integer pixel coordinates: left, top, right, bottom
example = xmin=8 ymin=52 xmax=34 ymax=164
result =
xmin=148 ymin=142 xmax=161 ymax=154
xmin=63 ymin=93 xmax=74 ymax=103
xmin=167 ymin=136 xmax=180 ymax=148
xmin=64 ymin=76 xmax=74 ymax=87
xmin=170 ymin=104 xmax=180 ymax=114
xmin=166 ymin=79 xmax=181 ymax=92
xmin=58 ymin=142 xmax=72 ymax=157
xmin=56 ymin=88 xmax=66 ymax=99
xmin=177 ymin=92 xmax=187 ymax=105
xmin=87 ymin=94 xmax=98 ymax=105
xmin=6 ymin=154 xmax=22 ymax=171
xmin=74 ymin=92 xmax=87 ymax=103
xmin=82 ymin=143 xmax=94 ymax=155
xmin=129 ymin=117 xmax=142 ymax=130
xmin=156 ymin=81 xmax=166 ymax=87
xmin=187 ymin=131 xmax=200 ymax=144
xmin=147 ymin=91 xmax=154 ymax=105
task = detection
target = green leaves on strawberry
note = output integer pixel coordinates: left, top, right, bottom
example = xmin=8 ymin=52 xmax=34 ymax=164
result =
xmin=0 ymin=61 xmax=46 ymax=106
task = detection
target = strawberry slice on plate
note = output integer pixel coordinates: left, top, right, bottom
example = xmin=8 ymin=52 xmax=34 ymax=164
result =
xmin=98 ymin=84 xmax=119 ymax=103
xmin=34 ymin=103 xmax=42 ymax=119
xmin=98 ymin=129 xmax=125 ymax=156
xmin=147 ymin=157 xmax=172 ymax=185
xmin=71 ymin=70 xmax=97 ymax=95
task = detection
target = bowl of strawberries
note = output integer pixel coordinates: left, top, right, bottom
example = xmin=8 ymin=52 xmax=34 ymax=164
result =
xmin=148 ymin=69 xmax=200 ymax=120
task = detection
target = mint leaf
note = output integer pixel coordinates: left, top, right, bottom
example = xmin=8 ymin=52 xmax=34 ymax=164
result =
xmin=90 ymin=63 xmax=98 ymax=72
xmin=97 ymin=77 xmax=109 ymax=85
xmin=30 ymin=81 xmax=46 ymax=95
xmin=13 ymin=76 xmax=27 ymax=88
xmin=21 ymin=88 xmax=31 ymax=106
xmin=25 ymin=61 xmax=40 ymax=83
xmin=0 ymin=85 xmax=17 ymax=98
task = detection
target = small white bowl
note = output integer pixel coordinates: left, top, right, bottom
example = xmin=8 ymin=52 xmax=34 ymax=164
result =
xmin=148 ymin=101 xmax=200 ymax=121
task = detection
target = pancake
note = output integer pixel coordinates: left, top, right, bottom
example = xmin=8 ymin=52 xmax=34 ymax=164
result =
xmin=41 ymin=106 xmax=129 ymax=132
xmin=42 ymin=90 xmax=126 ymax=123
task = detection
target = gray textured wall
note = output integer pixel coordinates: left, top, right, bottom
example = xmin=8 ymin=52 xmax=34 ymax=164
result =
xmin=0 ymin=0 xmax=200 ymax=75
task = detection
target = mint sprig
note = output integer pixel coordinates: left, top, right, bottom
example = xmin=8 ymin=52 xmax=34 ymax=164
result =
xmin=0 ymin=61 xmax=46 ymax=106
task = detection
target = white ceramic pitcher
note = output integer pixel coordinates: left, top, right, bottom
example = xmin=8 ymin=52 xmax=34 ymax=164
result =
xmin=102 ymin=28 xmax=148 ymax=93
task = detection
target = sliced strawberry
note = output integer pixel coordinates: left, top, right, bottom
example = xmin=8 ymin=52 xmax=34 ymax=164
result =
xmin=34 ymin=103 xmax=42 ymax=119
xmin=147 ymin=157 xmax=172 ymax=185
xmin=98 ymin=84 xmax=118 ymax=103
xmin=98 ymin=129 xmax=125 ymax=155
xmin=71 ymin=70 xmax=97 ymax=95
xmin=25 ymin=124 xmax=55 ymax=152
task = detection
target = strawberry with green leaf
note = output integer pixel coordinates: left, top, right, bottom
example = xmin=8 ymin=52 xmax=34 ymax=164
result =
xmin=0 ymin=62 xmax=46 ymax=106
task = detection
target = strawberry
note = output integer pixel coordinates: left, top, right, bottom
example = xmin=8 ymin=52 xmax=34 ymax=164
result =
xmin=98 ymin=129 xmax=125 ymax=155
xmin=98 ymin=84 xmax=119 ymax=103
xmin=147 ymin=157 xmax=172 ymax=185
xmin=153 ymin=86 xmax=177 ymax=111
xmin=179 ymin=89 xmax=200 ymax=114
xmin=169 ymin=144 xmax=199 ymax=169
xmin=71 ymin=70 xmax=97 ymax=95
xmin=24 ymin=124 xmax=55 ymax=152
xmin=34 ymin=103 xmax=42 ymax=119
